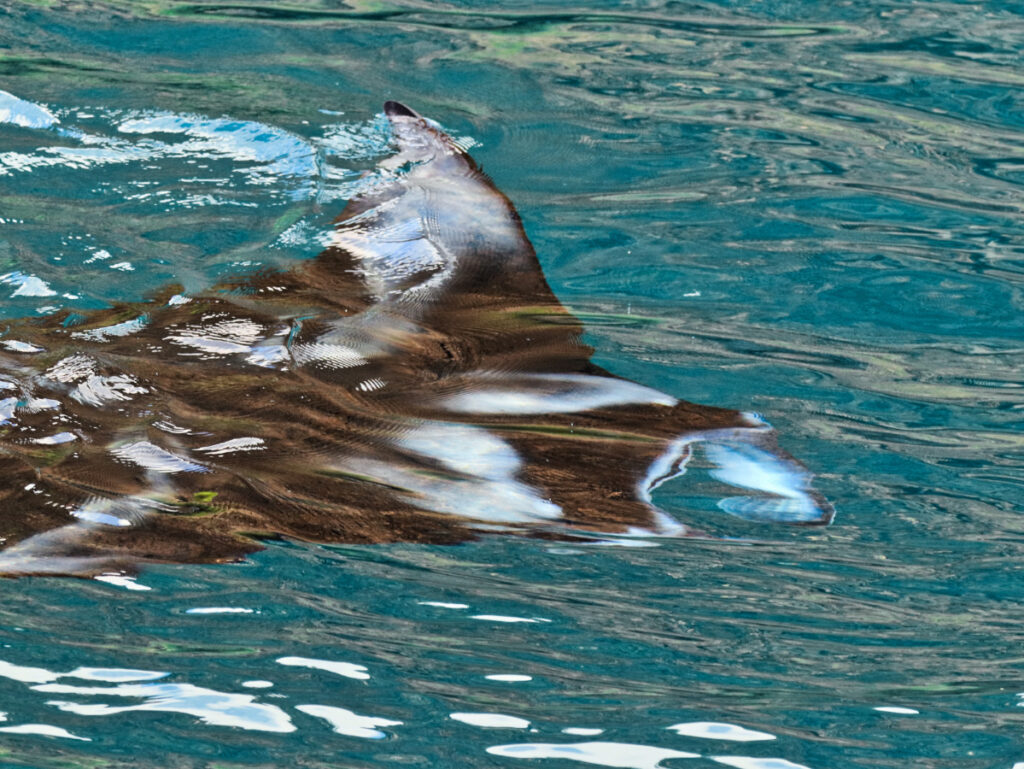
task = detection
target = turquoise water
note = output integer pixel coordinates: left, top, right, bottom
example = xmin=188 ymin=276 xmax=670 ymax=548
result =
xmin=1 ymin=1 xmax=1023 ymax=767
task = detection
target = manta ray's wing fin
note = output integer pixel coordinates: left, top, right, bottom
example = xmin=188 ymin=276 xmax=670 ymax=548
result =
xmin=642 ymin=417 xmax=835 ymax=528
xmin=382 ymin=100 xmax=475 ymax=169
xmin=700 ymin=430 xmax=835 ymax=525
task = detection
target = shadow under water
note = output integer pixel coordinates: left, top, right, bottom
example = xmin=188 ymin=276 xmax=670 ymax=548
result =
xmin=0 ymin=101 xmax=832 ymax=576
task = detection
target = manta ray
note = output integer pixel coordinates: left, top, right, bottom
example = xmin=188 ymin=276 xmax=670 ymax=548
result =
xmin=0 ymin=101 xmax=832 ymax=576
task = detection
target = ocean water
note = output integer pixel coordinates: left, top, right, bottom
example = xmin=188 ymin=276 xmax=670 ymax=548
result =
xmin=0 ymin=1 xmax=1022 ymax=768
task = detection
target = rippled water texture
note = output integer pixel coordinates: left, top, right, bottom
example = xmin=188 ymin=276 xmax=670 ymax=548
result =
xmin=0 ymin=2 xmax=1022 ymax=768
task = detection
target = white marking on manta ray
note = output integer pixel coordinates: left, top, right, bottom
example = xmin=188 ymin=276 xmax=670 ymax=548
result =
xmin=72 ymin=510 xmax=131 ymax=528
xmin=110 ymin=441 xmax=207 ymax=474
xmin=705 ymin=441 xmax=825 ymax=524
xmin=197 ymin=437 xmax=265 ymax=456
xmin=94 ymin=573 xmax=151 ymax=591
xmin=639 ymin=422 xmax=828 ymax=526
xmin=290 ymin=309 xmax=422 ymax=370
xmin=442 ymin=374 xmax=677 ymax=415
xmin=153 ymin=420 xmax=193 ymax=435
xmin=341 ymin=422 xmax=562 ymax=525
xmin=290 ymin=341 xmax=369 ymax=369
xmin=84 ymin=248 xmax=113 ymax=264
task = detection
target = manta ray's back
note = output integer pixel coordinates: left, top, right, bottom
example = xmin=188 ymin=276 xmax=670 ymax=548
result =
xmin=0 ymin=101 xmax=832 ymax=576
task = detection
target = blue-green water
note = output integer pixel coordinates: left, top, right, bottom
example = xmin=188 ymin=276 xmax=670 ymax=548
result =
xmin=1 ymin=1 xmax=1022 ymax=767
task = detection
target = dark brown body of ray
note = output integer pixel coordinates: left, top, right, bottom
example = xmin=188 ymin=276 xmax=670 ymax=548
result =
xmin=0 ymin=101 xmax=832 ymax=575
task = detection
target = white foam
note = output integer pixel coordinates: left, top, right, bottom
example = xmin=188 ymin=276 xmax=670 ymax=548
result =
xmin=0 ymin=660 xmax=60 ymax=684
xmin=713 ymin=758 xmax=813 ymax=769
xmin=873 ymin=706 xmax=918 ymax=715
xmin=276 ymin=656 xmax=370 ymax=681
xmin=486 ymin=674 xmax=533 ymax=682
xmin=0 ymin=397 xmax=16 ymax=424
xmin=1 ymin=271 xmax=57 ymax=297
xmin=37 ymin=682 xmax=296 ymax=733
xmin=71 ymin=374 xmax=148 ymax=408
xmin=667 ymin=722 xmax=776 ymax=742
xmin=185 ymin=607 xmax=255 ymax=615
xmin=296 ymin=704 xmax=401 ymax=739
xmin=486 ymin=741 xmax=699 ymax=769
xmin=0 ymin=723 xmax=89 ymax=741
xmin=67 ymin=668 xmax=167 ymax=683
xmin=94 ymin=574 xmax=151 ymax=591
xmin=118 ymin=113 xmax=316 ymax=182
xmin=0 ymin=90 xmax=58 ymax=129
xmin=451 ymin=712 xmax=531 ymax=729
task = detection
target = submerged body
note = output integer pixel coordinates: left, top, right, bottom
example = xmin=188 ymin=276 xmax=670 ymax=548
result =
xmin=0 ymin=102 xmax=832 ymax=575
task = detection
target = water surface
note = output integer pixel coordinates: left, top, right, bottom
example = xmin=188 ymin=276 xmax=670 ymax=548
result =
xmin=0 ymin=1 xmax=1022 ymax=768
